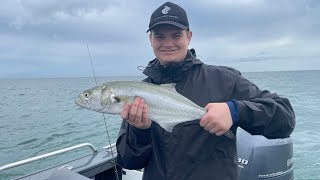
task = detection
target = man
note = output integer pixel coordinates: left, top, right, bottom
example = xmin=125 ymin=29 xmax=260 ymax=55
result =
xmin=116 ymin=2 xmax=295 ymax=180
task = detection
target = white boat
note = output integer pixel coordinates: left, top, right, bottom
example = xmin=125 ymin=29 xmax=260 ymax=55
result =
xmin=0 ymin=128 xmax=294 ymax=180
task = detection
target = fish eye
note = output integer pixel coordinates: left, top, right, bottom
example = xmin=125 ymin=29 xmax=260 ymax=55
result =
xmin=110 ymin=94 xmax=121 ymax=103
xmin=114 ymin=97 xmax=120 ymax=103
xmin=84 ymin=93 xmax=89 ymax=98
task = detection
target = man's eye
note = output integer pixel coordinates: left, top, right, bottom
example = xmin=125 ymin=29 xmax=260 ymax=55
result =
xmin=173 ymin=34 xmax=181 ymax=38
xmin=155 ymin=36 xmax=163 ymax=39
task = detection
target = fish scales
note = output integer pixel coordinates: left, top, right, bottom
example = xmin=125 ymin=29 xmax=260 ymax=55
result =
xmin=108 ymin=81 xmax=205 ymax=122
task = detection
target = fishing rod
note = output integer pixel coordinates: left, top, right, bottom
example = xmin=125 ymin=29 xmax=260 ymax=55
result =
xmin=86 ymin=43 xmax=120 ymax=180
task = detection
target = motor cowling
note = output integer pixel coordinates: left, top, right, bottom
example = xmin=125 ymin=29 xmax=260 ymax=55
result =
xmin=237 ymin=128 xmax=294 ymax=180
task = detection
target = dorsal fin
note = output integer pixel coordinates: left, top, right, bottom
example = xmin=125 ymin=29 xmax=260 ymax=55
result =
xmin=160 ymin=83 xmax=176 ymax=91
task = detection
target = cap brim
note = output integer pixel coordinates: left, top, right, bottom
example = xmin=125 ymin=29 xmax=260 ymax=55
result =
xmin=146 ymin=21 xmax=188 ymax=33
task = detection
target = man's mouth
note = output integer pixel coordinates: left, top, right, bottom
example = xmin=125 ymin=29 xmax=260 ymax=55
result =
xmin=160 ymin=49 xmax=177 ymax=54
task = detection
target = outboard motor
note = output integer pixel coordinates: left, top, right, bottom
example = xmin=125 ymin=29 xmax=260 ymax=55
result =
xmin=237 ymin=128 xmax=294 ymax=180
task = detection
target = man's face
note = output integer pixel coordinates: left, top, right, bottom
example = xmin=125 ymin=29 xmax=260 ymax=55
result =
xmin=149 ymin=25 xmax=192 ymax=65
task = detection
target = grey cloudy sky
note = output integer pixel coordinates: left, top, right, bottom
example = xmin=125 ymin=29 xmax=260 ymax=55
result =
xmin=0 ymin=0 xmax=319 ymax=79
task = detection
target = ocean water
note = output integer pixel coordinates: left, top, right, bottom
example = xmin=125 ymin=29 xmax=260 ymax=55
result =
xmin=0 ymin=70 xmax=319 ymax=180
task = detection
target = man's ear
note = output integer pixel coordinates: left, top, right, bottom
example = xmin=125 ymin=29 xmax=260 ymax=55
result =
xmin=149 ymin=32 xmax=152 ymax=44
xmin=187 ymin=30 xmax=193 ymax=42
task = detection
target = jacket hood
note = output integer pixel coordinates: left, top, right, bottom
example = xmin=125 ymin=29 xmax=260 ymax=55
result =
xmin=142 ymin=49 xmax=203 ymax=84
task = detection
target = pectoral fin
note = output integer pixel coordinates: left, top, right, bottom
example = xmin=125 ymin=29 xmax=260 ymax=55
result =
xmin=158 ymin=120 xmax=236 ymax=140
xmin=115 ymin=95 xmax=134 ymax=104
xmin=157 ymin=121 xmax=179 ymax=132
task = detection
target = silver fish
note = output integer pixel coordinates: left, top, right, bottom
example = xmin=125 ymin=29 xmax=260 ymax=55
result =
xmin=74 ymin=81 xmax=235 ymax=140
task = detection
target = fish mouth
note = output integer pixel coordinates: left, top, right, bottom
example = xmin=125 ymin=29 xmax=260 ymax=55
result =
xmin=74 ymin=96 xmax=88 ymax=108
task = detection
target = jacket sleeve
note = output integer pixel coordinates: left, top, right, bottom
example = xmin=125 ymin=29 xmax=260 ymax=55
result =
xmin=233 ymin=73 xmax=296 ymax=139
xmin=116 ymin=120 xmax=152 ymax=169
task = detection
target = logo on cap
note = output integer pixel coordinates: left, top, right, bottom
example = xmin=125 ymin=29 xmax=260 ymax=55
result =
xmin=161 ymin=6 xmax=171 ymax=14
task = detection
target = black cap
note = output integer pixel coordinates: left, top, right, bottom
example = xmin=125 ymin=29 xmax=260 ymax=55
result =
xmin=146 ymin=2 xmax=189 ymax=32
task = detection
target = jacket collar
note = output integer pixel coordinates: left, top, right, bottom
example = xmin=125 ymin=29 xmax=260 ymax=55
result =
xmin=143 ymin=49 xmax=203 ymax=84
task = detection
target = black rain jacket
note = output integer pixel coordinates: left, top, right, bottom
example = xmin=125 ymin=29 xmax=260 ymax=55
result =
xmin=116 ymin=49 xmax=295 ymax=180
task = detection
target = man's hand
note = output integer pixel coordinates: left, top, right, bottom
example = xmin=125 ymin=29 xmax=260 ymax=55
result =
xmin=200 ymin=103 xmax=233 ymax=136
xmin=121 ymin=97 xmax=152 ymax=129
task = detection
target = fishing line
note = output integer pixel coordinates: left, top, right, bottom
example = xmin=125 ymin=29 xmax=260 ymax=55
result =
xmin=86 ymin=44 xmax=98 ymax=85
xmin=86 ymin=43 xmax=120 ymax=180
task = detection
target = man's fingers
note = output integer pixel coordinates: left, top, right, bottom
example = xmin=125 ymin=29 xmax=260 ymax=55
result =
xmin=141 ymin=104 xmax=149 ymax=124
xmin=215 ymin=130 xmax=226 ymax=136
xmin=129 ymin=97 xmax=140 ymax=122
xmin=200 ymin=115 xmax=210 ymax=127
xmin=135 ymin=99 xmax=144 ymax=122
xmin=209 ymin=126 xmax=220 ymax=134
xmin=203 ymin=122 xmax=215 ymax=131
xmin=121 ymin=103 xmax=131 ymax=120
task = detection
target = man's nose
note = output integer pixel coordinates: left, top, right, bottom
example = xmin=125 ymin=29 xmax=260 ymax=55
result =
xmin=163 ymin=37 xmax=174 ymax=47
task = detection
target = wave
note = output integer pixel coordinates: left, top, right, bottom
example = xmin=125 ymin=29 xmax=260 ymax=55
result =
xmin=16 ymin=138 xmax=39 ymax=146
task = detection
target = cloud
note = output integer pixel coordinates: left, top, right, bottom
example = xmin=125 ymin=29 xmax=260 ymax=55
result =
xmin=2 ymin=0 xmax=150 ymax=42
xmin=188 ymin=0 xmax=320 ymax=39
xmin=187 ymin=0 xmax=320 ymax=71
xmin=0 ymin=0 xmax=319 ymax=78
